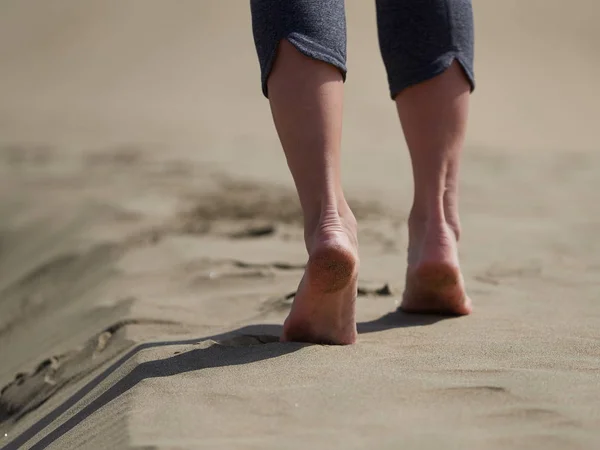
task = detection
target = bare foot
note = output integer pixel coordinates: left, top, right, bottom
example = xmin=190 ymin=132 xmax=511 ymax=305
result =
xmin=401 ymin=220 xmax=472 ymax=315
xmin=281 ymin=212 xmax=359 ymax=345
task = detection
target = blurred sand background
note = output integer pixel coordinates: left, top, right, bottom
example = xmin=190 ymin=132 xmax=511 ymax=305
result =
xmin=0 ymin=1 xmax=599 ymax=449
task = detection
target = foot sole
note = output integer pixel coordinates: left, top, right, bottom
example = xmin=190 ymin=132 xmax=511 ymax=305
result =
xmin=401 ymin=262 xmax=471 ymax=316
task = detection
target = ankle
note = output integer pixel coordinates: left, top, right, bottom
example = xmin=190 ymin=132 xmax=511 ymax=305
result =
xmin=408 ymin=207 xmax=460 ymax=242
xmin=303 ymin=197 xmax=357 ymax=249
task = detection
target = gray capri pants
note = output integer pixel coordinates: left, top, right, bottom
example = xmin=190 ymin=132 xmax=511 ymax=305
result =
xmin=250 ymin=0 xmax=475 ymax=99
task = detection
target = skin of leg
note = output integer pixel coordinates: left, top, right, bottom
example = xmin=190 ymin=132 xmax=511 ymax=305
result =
xmin=267 ymin=40 xmax=359 ymax=344
xmin=395 ymin=61 xmax=472 ymax=315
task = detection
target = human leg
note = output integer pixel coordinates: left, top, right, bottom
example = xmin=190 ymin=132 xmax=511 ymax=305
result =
xmin=250 ymin=0 xmax=359 ymax=344
xmin=376 ymin=0 xmax=475 ymax=315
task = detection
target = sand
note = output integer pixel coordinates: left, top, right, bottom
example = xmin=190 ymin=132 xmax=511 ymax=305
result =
xmin=0 ymin=1 xmax=599 ymax=449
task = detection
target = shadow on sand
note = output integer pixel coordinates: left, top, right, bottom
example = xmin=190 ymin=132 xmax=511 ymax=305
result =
xmin=4 ymin=311 xmax=451 ymax=450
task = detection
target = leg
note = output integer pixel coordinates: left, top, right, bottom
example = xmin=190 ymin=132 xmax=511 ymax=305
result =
xmin=397 ymin=62 xmax=472 ymax=315
xmin=251 ymin=0 xmax=359 ymax=344
xmin=376 ymin=0 xmax=475 ymax=315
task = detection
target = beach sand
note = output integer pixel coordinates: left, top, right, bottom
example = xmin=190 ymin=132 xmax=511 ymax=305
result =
xmin=0 ymin=1 xmax=599 ymax=448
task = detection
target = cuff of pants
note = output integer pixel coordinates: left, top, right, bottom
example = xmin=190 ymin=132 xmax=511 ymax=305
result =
xmin=260 ymin=32 xmax=348 ymax=98
xmin=387 ymin=50 xmax=475 ymax=100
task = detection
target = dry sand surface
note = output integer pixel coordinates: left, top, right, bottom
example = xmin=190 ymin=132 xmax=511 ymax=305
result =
xmin=1 ymin=1 xmax=599 ymax=449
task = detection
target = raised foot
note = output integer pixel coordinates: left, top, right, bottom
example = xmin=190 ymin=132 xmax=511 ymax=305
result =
xmin=401 ymin=261 xmax=472 ymax=316
xmin=281 ymin=231 xmax=358 ymax=345
xmin=401 ymin=221 xmax=472 ymax=316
